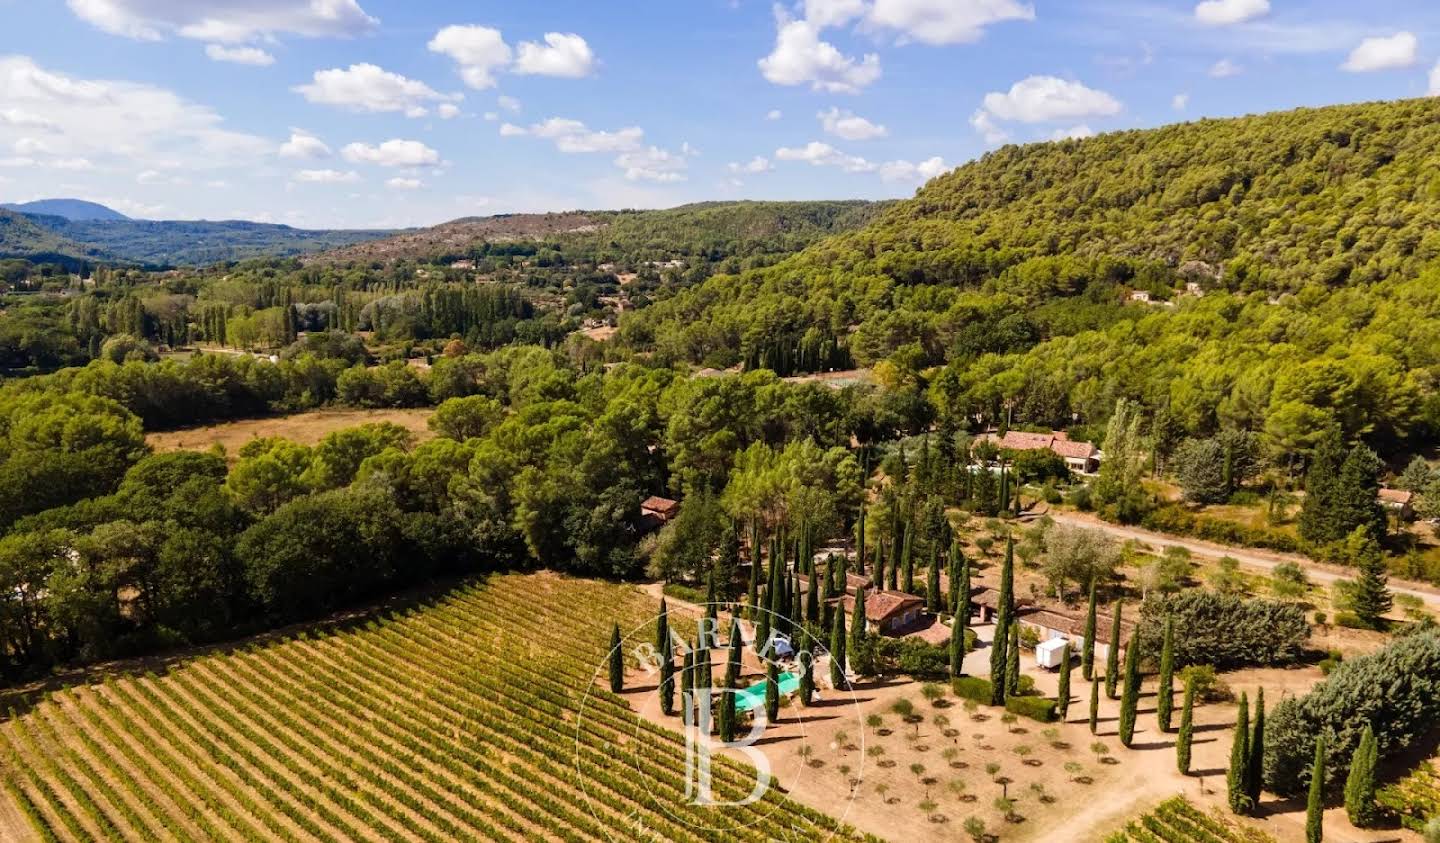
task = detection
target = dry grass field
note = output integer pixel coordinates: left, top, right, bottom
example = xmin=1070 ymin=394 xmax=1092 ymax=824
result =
xmin=145 ymin=408 xmax=436 ymax=459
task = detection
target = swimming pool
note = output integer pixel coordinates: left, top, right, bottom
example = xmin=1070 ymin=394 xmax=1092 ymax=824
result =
xmin=732 ymin=671 xmax=800 ymax=713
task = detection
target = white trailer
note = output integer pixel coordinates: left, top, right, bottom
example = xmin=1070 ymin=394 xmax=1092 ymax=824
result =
xmin=1034 ymin=636 xmax=1070 ymax=670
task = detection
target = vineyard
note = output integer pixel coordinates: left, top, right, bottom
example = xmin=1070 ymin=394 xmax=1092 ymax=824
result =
xmin=0 ymin=573 xmax=866 ymax=842
xmin=1105 ymin=798 xmax=1274 ymax=843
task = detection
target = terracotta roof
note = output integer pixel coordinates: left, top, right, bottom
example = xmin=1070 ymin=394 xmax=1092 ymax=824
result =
xmin=970 ymin=586 xmax=1032 ymax=611
xmin=985 ymin=430 xmax=1097 ymax=461
xmin=865 ymin=591 xmax=924 ymax=624
xmin=640 ymin=496 xmax=679 ymax=514
xmin=1051 ymin=439 xmax=1097 ymax=460
xmin=1019 ymin=607 xmax=1135 ymax=647
xmin=1379 ymin=488 xmax=1413 ymax=505
xmin=998 ymin=431 xmax=1055 ymax=451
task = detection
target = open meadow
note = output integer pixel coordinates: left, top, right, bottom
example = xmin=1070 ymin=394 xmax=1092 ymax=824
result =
xmin=145 ymin=408 xmax=436 ymax=460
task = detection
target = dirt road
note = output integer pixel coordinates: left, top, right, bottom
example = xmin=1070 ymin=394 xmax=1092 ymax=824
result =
xmin=1043 ymin=510 xmax=1440 ymax=609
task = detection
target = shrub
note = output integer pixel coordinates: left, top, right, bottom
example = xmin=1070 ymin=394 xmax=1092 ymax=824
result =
xmin=1265 ymin=627 xmax=1440 ymax=796
xmin=1005 ymin=695 xmax=1058 ymax=723
xmin=1140 ymin=504 xmax=1302 ymax=553
xmin=1136 ymin=591 xmax=1309 ymax=669
xmin=952 ymin=676 xmax=994 ymax=703
xmin=1177 ymin=664 xmax=1229 ymax=702
xmin=1334 ymin=611 xmax=1366 ymax=629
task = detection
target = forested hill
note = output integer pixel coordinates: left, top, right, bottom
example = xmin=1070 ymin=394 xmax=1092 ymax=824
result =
xmin=618 ymin=96 xmax=1440 ymax=456
xmin=0 ymin=209 xmax=111 ymax=267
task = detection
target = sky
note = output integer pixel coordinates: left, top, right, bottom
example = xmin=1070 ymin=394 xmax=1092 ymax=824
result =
xmin=0 ymin=0 xmax=1438 ymax=229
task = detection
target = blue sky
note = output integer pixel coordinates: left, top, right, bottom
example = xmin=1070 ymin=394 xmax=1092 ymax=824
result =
xmin=1 ymin=0 xmax=1437 ymax=228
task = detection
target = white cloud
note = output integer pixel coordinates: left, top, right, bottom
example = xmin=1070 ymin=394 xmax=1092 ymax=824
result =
xmin=484 ymin=111 xmax=499 ymax=121
xmin=66 ymin=0 xmax=378 ymax=42
xmin=1209 ymin=58 xmax=1242 ymax=77
xmin=341 ymin=139 xmax=440 ymax=167
xmin=969 ymin=108 xmax=1008 ymax=144
xmin=136 ymin=168 xmax=188 ymax=185
xmin=981 ymin=76 xmax=1121 ymax=123
xmin=1172 ymin=93 xmax=1190 ymax=111
xmin=867 ymin=0 xmax=1034 ymax=46
xmin=1431 ymin=61 xmax=1440 ymax=96
xmin=775 ymin=141 xmax=875 ymax=173
xmin=437 ymin=103 xmax=461 ymax=120
xmin=1049 ymin=125 xmax=1095 ymax=141
xmin=1193 ymin=0 xmax=1269 ymax=26
xmin=804 ymin=0 xmax=866 ymax=28
xmin=204 ymin=44 xmax=274 ymax=66
xmin=766 ymin=109 xmax=783 ymax=120
xmin=514 ymin=33 xmax=595 ymax=77
xmin=878 ymin=156 xmax=947 ymax=183
xmin=278 ymin=129 xmax=330 ymax=159
xmin=0 ymin=55 xmax=268 ymax=172
xmin=818 ymin=107 xmax=888 ymax=140
xmin=294 ymin=168 xmax=359 ymax=184
xmin=759 ymin=18 xmax=881 ymax=94
xmin=1341 ymin=32 xmax=1418 ymax=72
xmin=615 ymin=146 xmax=689 ymax=183
xmin=428 ymin=25 xmax=512 ymax=89
xmin=386 ymin=177 xmax=422 ymax=190
xmin=498 ymin=95 xmax=521 ymax=112
xmin=728 ymin=156 xmax=773 ymax=175
xmin=294 ymin=63 xmax=459 ymax=117
xmin=512 ymin=117 xmax=644 ymax=153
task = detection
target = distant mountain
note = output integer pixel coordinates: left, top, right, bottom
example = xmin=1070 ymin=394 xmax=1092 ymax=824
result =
xmin=0 ymin=209 xmax=112 ymax=267
xmin=0 ymin=199 xmax=129 ymax=222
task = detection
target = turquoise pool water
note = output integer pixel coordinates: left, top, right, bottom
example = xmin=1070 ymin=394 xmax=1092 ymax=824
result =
xmin=733 ymin=671 xmax=800 ymax=713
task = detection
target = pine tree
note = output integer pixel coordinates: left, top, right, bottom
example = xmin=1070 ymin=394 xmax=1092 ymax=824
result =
xmin=1105 ymin=601 xmax=1123 ymax=699
xmin=1352 ymin=546 xmax=1393 ymax=630
xmin=1088 ymin=672 xmax=1100 ymax=735
xmin=850 ymin=586 xmax=866 ymax=658
xmin=1246 ymin=688 xmax=1265 ymax=808
xmin=1082 ymin=579 xmax=1098 ymax=681
xmin=1177 ymin=675 xmax=1195 ymax=774
xmin=1300 ymin=427 xmax=1344 ymax=544
xmin=1344 ymin=725 xmax=1379 ymax=828
xmin=1005 ymin=621 xmax=1020 ymax=697
xmin=1118 ymin=636 xmax=1140 ymax=747
xmin=1157 ymin=616 xmax=1175 ymax=732
xmin=1056 ymin=643 xmax=1072 ymax=720
xmin=1227 ymin=692 xmax=1251 ymax=815
xmin=989 ymin=537 xmax=1015 ymax=706
xmin=1306 ymin=736 xmax=1326 ymax=843
xmin=926 ymin=548 xmax=941 ymax=612
xmin=830 ymin=608 xmax=847 ymax=688
xmin=764 ymin=659 xmax=780 ymax=721
xmin=609 ymin=623 xmax=624 ymax=693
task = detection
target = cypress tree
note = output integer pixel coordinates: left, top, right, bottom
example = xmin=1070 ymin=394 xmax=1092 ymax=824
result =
xmin=805 ymin=564 xmax=820 ymax=623
xmin=1157 ymin=616 xmax=1176 ymax=732
xmin=660 ymin=651 xmax=676 ymax=716
xmin=1088 ymin=671 xmax=1100 ymax=734
xmin=797 ymin=633 xmax=815 ymax=707
xmin=608 ymin=623 xmax=624 ymax=693
xmin=655 ymin=599 xmax=670 ymax=665
xmin=949 ymin=595 xmax=967 ymax=678
xmin=850 ymin=586 xmax=866 ymax=658
xmin=948 ymin=541 xmax=963 ymax=614
xmin=1246 ymin=688 xmax=1265 ymax=808
xmin=1105 ymin=601 xmax=1123 ymax=699
xmin=1344 ymin=724 xmax=1379 ymax=828
xmin=747 ymin=537 xmax=760 ymax=619
xmin=954 ymin=550 xmax=970 ymax=650
xmin=764 ymin=659 xmax=780 ymax=721
xmin=901 ymin=524 xmax=914 ymax=593
xmin=705 ymin=567 xmax=719 ymax=624
xmin=1118 ymin=635 xmax=1140 ymax=747
xmin=856 ymin=505 xmax=867 ymax=577
xmin=1056 ymin=643 xmax=1072 ymax=720
xmin=989 ymin=537 xmax=1016 ymax=705
xmin=830 ymin=607 xmax=847 ymax=688
xmin=873 ymin=540 xmax=885 ymax=591
xmin=1306 ymin=737 xmax=1326 ymax=843
xmin=720 ymin=617 xmax=743 ymax=739
xmin=1177 ymin=675 xmax=1195 ymax=774
xmin=1227 ymin=692 xmax=1251 ymax=815
xmin=681 ymin=647 xmax=695 ymax=718
xmin=1005 ymin=621 xmax=1020 ymax=697
xmin=926 ymin=548 xmax=941 ymax=612
xmin=755 ymin=585 xmax=771 ymax=653
xmin=1082 ymin=579 xmax=1098 ymax=681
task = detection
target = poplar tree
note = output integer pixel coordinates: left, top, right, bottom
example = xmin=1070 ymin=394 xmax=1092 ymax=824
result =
xmin=1157 ymin=616 xmax=1176 ymax=732
xmin=1056 ymin=643 xmax=1073 ymax=720
xmin=989 ymin=537 xmax=1015 ymax=706
xmin=1105 ymin=601 xmax=1123 ymax=699
xmin=1088 ymin=669 xmax=1099 ymax=734
xmin=1246 ymin=688 xmax=1265 ymax=808
xmin=609 ymin=623 xmax=624 ymax=693
xmin=1344 ymin=725 xmax=1379 ymax=828
xmin=1227 ymin=692 xmax=1251 ymax=815
xmin=1177 ymin=675 xmax=1195 ymax=774
xmin=1118 ymin=636 xmax=1140 ymax=747
xmin=1306 ymin=737 xmax=1326 ymax=843
xmin=830 ymin=608 xmax=847 ymax=688
xmin=1082 ymin=579 xmax=1098 ymax=681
